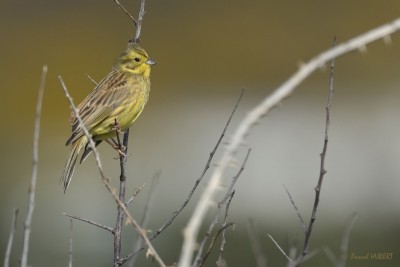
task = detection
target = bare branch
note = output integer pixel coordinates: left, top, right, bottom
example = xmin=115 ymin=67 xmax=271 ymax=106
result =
xmin=298 ymin=37 xmax=336 ymax=265
xmin=198 ymin=223 xmax=235 ymax=267
xmin=113 ymin=0 xmax=138 ymax=26
xmin=283 ymin=184 xmax=306 ymax=233
xmin=126 ymin=183 xmax=146 ymax=206
xmin=63 ymin=212 xmax=114 ymax=233
xmin=21 ymin=65 xmax=47 ymax=267
xmin=216 ymin=191 xmax=235 ymax=266
xmin=133 ymin=0 xmax=146 ymax=43
xmin=128 ymin=171 xmax=161 ymax=267
xmin=193 ymin=149 xmax=249 ymax=267
xmin=59 ymin=77 xmax=166 ymax=267
xmin=85 ymin=73 xmax=97 ymax=85
xmin=4 ymin=208 xmax=19 ymax=267
xmin=178 ymin=18 xmax=400 ymax=267
xmin=247 ymin=219 xmax=267 ymax=267
xmin=69 ymin=219 xmax=74 ymax=267
xmin=221 ymin=148 xmax=251 ymax=204
xmin=114 ymin=128 xmax=129 ymax=265
xmin=268 ymin=234 xmax=294 ymax=264
xmin=119 ymin=89 xmax=244 ymax=265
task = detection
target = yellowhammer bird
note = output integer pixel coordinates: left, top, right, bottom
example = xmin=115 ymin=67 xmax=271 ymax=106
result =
xmin=62 ymin=43 xmax=156 ymax=192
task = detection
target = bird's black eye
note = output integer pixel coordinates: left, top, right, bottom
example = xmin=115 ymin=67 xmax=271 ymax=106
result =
xmin=134 ymin=57 xmax=140 ymax=62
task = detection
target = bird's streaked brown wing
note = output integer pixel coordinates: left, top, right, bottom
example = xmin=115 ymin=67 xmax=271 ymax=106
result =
xmin=66 ymin=70 xmax=131 ymax=145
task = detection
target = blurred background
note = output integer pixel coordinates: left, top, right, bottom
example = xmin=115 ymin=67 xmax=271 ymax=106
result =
xmin=1 ymin=0 xmax=400 ymax=266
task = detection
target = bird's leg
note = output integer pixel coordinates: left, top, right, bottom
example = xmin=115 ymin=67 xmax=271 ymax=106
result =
xmin=105 ymin=139 xmax=127 ymax=157
xmin=111 ymin=119 xmax=126 ymax=156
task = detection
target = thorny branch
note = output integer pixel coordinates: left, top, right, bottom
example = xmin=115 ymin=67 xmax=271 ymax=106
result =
xmin=119 ymin=89 xmax=244 ymax=265
xmin=194 ymin=149 xmax=250 ymax=267
xmin=216 ymin=191 xmax=235 ymax=266
xmin=63 ymin=212 xmax=114 ymax=233
xmin=297 ymin=38 xmax=336 ymax=265
xmin=177 ymin=18 xmax=400 ymax=267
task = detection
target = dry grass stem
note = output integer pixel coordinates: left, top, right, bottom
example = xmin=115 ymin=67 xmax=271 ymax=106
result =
xmin=21 ymin=65 xmax=47 ymax=267
xmin=4 ymin=208 xmax=19 ymax=267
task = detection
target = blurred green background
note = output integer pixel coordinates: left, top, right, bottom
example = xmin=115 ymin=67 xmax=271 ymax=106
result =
xmin=1 ymin=0 xmax=400 ymax=266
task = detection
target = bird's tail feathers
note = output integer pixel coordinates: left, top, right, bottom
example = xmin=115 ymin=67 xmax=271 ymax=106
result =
xmin=61 ymin=136 xmax=87 ymax=193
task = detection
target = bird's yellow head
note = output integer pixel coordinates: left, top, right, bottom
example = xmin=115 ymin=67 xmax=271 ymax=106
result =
xmin=115 ymin=44 xmax=156 ymax=78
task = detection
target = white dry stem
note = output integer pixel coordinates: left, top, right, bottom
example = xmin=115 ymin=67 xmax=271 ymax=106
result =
xmin=178 ymin=17 xmax=400 ymax=267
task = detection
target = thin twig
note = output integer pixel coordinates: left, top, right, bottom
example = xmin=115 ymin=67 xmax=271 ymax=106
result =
xmin=221 ymin=148 xmax=251 ymax=204
xmin=21 ymin=65 xmax=47 ymax=267
xmin=199 ymin=223 xmax=234 ymax=267
xmin=192 ymin=204 xmax=223 ymax=266
xmin=298 ymin=37 xmax=336 ymax=265
xmin=133 ymin=0 xmax=146 ymax=43
xmin=128 ymin=171 xmax=161 ymax=267
xmin=247 ymin=219 xmax=267 ymax=267
xmin=59 ymin=77 xmax=166 ymax=267
xmin=267 ymin=234 xmax=294 ymax=264
xmin=85 ymin=73 xmax=97 ymax=85
xmin=113 ymin=0 xmax=137 ymax=26
xmin=323 ymin=247 xmax=338 ymax=266
xmin=4 ymin=208 xmax=19 ymax=267
xmin=216 ymin=191 xmax=235 ymax=266
xmin=126 ymin=183 xmax=146 ymax=206
xmin=192 ymin=191 xmax=234 ymax=267
xmin=119 ymin=89 xmax=245 ymax=265
xmin=63 ymin=212 xmax=114 ymax=233
xmin=193 ymin=149 xmax=250 ymax=267
xmin=69 ymin=219 xmax=74 ymax=267
xmin=287 ymin=247 xmax=297 ymax=267
xmin=178 ymin=18 xmax=400 ymax=267
xmin=338 ymin=213 xmax=358 ymax=267
xmin=283 ymin=185 xmax=306 ymax=233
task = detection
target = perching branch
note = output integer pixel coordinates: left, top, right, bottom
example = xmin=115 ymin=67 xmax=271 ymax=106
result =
xmin=21 ymin=65 xmax=47 ymax=267
xmin=114 ymin=128 xmax=129 ymax=266
xmin=177 ymin=18 xmax=400 ymax=267
xmin=112 ymin=0 xmax=148 ymax=263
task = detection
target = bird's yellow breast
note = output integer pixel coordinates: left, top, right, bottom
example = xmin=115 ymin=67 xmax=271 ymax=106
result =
xmin=90 ymin=75 xmax=150 ymax=141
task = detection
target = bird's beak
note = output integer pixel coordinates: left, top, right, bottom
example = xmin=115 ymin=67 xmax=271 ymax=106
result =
xmin=146 ymin=59 xmax=157 ymax=66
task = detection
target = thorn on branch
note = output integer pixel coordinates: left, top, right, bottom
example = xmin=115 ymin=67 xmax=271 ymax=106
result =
xmin=383 ymin=35 xmax=392 ymax=45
